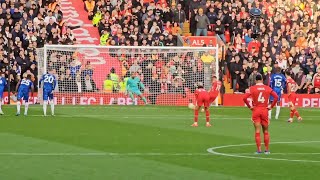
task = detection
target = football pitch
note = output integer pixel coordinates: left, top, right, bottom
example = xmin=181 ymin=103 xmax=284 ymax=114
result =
xmin=0 ymin=105 xmax=319 ymax=180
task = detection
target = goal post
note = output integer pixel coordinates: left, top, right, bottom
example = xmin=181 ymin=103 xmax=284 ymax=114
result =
xmin=37 ymin=45 xmax=220 ymax=106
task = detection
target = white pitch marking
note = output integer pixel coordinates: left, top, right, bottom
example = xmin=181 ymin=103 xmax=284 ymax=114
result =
xmin=232 ymin=153 xmax=320 ymax=155
xmin=0 ymin=114 xmax=251 ymax=120
xmin=0 ymin=151 xmax=319 ymax=156
xmin=207 ymin=141 xmax=320 ymax=163
xmin=0 ymin=152 xmax=211 ymax=156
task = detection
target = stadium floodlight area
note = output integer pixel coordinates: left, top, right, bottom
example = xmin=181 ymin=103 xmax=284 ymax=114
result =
xmin=37 ymin=45 xmax=219 ymax=106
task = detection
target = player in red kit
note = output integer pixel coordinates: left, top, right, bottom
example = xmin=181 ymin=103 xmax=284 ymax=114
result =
xmin=209 ymin=76 xmax=222 ymax=104
xmin=192 ymin=84 xmax=211 ymax=127
xmin=312 ymin=67 xmax=320 ymax=89
xmin=243 ymin=74 xmax=278 ymax=154
xmin=285 ymin=71 xmax=302 ymax=123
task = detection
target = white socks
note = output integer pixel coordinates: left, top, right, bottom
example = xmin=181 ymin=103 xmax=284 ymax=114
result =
xmin=0 ymin=100 xmax=2 ymax=114
xmin=268 ymin=110 xmax=271 ymax=120
xmin=275 ymin=106 xmax=280 ymax=120
xmin=43 ymin=100 xmax=55 ymax=116
xmin=24 ymin=102 xmax=29 ymax=115
xmin=17 ymin=101 xmax=21 ymax=114
xmin=269 ymin=105 xmax=281 ymax=120
xmin=50 ymin=100 xmax=55 ymax=115
xmin=43 ymin=100 xmax=47 ymax=116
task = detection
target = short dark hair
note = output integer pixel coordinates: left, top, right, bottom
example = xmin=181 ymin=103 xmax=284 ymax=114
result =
xmin=255 ymin=74 xmax=263 ymax=81
xmin=275 ymin=67 xmax=281 ymax=73
xmin=27 ymin=74 xmax=32 ymax=79
xmin=285 ymin=70 xmax=291 ymax=76
xmin=197 ymin=85 xmax=204 ymax=89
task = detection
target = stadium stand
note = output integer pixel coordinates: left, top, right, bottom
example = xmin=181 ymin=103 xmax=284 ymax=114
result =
xmin=83 ymin=0 xmax=319 ymax=94
xmin=0 ymin=0 xmax=78 ymax=94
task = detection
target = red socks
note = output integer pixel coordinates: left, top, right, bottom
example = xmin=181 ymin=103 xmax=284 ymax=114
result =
xmin=290 ymin=110 xmax=294 ymax=118
xmin=264 ymin=132 xmax=270 ymax=151
xmin=194 ymin=108 xmax=211 ymax=124
xmin=205 ymin=109 xmax=210 ymax=122
xmin=194 ymin=109 xmax=199 ymax=123
xmin=294 ymin=109 xmax=300 ymax=118
xmin=290 ymin=109 xmax=300 ymax=118
xmin=255 ymin=132 xmax=261 ymax=152
xmin=255 ymin=132 xmax=270 ymax=152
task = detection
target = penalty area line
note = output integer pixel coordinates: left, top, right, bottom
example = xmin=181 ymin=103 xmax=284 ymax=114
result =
xmin=0 ymin=152 xmax=319 ymax=156
xmin=0 ymin=152 xmax=211 ymax=156
xmin=207 ymin=141 xmax=320 ymax=163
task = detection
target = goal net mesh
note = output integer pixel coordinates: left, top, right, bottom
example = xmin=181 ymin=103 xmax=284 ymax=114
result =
xmin=37 ymin=45 xmax=219 ymax=106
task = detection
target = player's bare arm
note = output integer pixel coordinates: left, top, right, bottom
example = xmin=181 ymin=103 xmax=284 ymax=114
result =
xmin=243 ymin=92 xmax=253 ymax=110
xmin=269 ymin=91 xmax=278 ymax=110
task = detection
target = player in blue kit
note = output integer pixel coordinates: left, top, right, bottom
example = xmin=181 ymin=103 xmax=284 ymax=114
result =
xmin=0 ymin=73 xmax=7 ymax=115
xmin=269 ymin=67 xmax=286 ymax=120
xmin=16 ymin=74 xmax=34 ymax=116
xmin=39 ymin=69 xmax=57 ymax=116
xmin=126 ymin=72 xmax=147 ymax=105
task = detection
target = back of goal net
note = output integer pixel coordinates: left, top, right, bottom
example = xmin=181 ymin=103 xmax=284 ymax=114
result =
xmin=37 ymin=45 xmax=220 ymax=106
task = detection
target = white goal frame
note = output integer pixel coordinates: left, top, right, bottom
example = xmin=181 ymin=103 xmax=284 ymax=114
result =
xmin=38 ymin=45 xmax=220 ymax=106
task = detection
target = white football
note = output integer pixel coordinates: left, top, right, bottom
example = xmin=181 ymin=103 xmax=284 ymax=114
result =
xmin=188 ymin=103 xmax=195 ymax=110
xmin=10 ymin=95 xmax=17 ymax=102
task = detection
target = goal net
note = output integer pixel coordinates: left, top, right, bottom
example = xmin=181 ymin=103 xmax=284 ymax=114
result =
xmin=37 ymin=45 xmax=220 ymax=106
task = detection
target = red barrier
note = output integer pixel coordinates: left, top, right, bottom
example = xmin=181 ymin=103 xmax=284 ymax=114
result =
xmin=224 ymin=94 xmax=320 ymax=108
xmin=52 ymin=93 xmax=194 ymax=105
xmin=2 ymin=93 xmax=319 ymax=107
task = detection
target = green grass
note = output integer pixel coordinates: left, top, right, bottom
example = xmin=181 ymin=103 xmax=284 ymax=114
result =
xmin=0 ymin=105 xmax=319 ymax=180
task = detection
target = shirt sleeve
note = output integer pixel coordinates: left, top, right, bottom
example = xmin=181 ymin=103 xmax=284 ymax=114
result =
xmin=53 ymin=77 xmax=57 ymax=89
xmin=39 ymin=75 xmax=44 ymax=85
xmin=139 ymin=81 xmax=145 ymax=89
xmin=194 ymin=89 xmax=199 ymax=98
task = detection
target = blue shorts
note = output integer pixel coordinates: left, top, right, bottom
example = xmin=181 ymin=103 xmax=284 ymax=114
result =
xmin=129 ymin=88 xmax=142 ymax=96
xmin=270 ymin=90 xmax=281 ymax=102
xmin=43 ymin=89 xmax=54 ymax=101
xmin=0 ymin=89 xmax=4 ymax=99
xmin=17 ymin=91 xmax=29 ymax=102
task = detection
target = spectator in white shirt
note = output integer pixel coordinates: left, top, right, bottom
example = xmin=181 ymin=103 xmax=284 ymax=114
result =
xmin=44 ymin=10 xmax=57 ymax=25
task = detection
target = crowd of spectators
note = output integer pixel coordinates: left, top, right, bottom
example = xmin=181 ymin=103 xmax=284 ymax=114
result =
xmin=83 ymin=0 xmax=320 ymax=95
xmin=84 ymin=0 xmax=184 ymax=46
xmin=223 ymin=0 xmax=320 ymax=94
xmin=46 ymin=51 xmax=100 ymax=93
xmin=0 ymin=0 xmax=77 ymax=93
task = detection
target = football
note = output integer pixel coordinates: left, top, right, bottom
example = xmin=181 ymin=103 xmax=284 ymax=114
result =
xmin=188 ymin=103 xmax=195 ymax=110
xmin=10 ymin=95 xmax=17 ymax=102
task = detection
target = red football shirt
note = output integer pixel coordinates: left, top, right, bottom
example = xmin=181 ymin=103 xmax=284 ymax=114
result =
xmin=313 ymin=74 xmax=320 ymax=88
xmin=195 ymin=88 xmax=209 ymax=99
xmin=287 ymin=78 xmax=297 ymax=94
xmin=243 ymin=83 xmax=277 ymax=108
xmin=210 ymin=81 xmax=222 ymax=95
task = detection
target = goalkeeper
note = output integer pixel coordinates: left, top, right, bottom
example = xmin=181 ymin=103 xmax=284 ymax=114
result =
xmin=126 ymin=72 xmax=148 ymax=105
